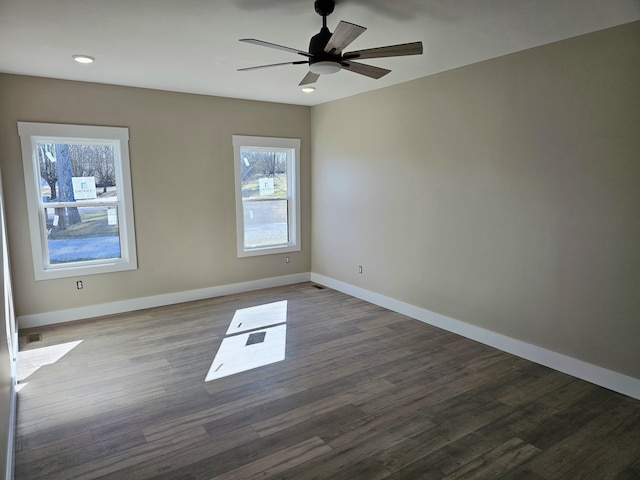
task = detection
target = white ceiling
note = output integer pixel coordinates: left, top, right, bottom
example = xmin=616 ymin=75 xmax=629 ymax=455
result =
xmin=1 ymin=0 xmax=639 ymax=106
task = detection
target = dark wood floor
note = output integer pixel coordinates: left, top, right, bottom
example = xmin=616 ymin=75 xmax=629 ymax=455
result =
xmin=14 ymin=282 xmax=640 ymax=479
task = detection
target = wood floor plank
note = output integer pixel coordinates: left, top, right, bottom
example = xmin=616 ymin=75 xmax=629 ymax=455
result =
xmin=14 ymin=282 xmax=640 ymax=479
xmin=392 ymin=402 xmax=548 ymax=478
xmin=524 ymin=397 xmax=640 ymax=479
xmin=96 ymin=425 xmax=259 ymax=480
xmin=313 ymin=400 xmax=515 ymax=480
xmin=252 ymin=377 xmax=395 ymax=438
xmin=205 ymin=436 xmax=332 ymax=480
xmin=441 ymin=436 xmax=541 ymax=479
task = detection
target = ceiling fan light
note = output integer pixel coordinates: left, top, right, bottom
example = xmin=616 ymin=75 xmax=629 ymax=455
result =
xmin=309 ymin=61 xmax=341 ymax=75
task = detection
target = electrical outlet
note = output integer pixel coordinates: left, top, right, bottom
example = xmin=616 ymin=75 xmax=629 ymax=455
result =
xmin=76 ymin=280 xmax=83 ymax=290
xmin=358 ymin=266 xmax=363 ymax=274
xmin=285 ymin=256 xmax=290 ymax=263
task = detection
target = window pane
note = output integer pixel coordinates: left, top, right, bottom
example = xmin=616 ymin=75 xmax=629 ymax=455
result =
xmin=46 ymin=206 xmax=121 ymax=264
xmin=37 ymin=143 xmax=117 ymax=202
xmin=242 ymin=199 xmax=288 ymax=248
xmin=240 ymin=149 xmax=288 ymax=200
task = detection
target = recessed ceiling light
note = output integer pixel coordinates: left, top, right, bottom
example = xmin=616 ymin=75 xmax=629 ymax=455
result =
xmin=301 ymin=86 xmax=315 ymax=93
xmin=73 ymin=55 xmax=95 ymax=64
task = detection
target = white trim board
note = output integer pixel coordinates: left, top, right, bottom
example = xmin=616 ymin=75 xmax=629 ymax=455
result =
xmin=5 ymin=379 xmax=15 ymax=480
xmin=310 ymin=273 xmax=640 ymax=401
xmin=17 ymin=273 xmax=310 ymax=329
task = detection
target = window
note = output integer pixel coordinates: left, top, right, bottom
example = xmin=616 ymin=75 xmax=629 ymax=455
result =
xmin=18 ymin=122 xmax=137 ymax=280
xmin=232 ymin=135 xmax=300 ymax=257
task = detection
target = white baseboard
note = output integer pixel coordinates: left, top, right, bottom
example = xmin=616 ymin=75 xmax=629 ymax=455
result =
xmin=6 ymin=378 xmax=15 ymax=480
xmin=17 ymin=273 xmax=311 ymax=329
xmin=310 ymin=273 xmax=640 ymax=401
xmin=5 ymin=331 xmax=17 ymax=480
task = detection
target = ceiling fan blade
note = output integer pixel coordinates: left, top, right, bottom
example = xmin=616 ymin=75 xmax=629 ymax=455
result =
xmin=343 ymin=41 xmax=423 ymax=60
xmin=341 ymin=60 xmax=391 ymax=79
xmin=240 ymin=38 xmax=311 ymax=57
xmin=324 ymin=21 xmax=366 ymax=54
xmin=299 ymin=71 xmax=320 ymax=86
xmin=238 ymin=61 xmax=308 ymax=72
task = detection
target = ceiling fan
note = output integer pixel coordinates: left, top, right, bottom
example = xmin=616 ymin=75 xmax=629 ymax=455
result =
xmin=238 ymin=0 xmax=423 ymax=86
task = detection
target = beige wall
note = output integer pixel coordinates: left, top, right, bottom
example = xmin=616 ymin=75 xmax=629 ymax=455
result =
xmin=0 ymin=75 xmax=311 ymax=317
xmin=311 ymin=21 xmax=640 ymax=378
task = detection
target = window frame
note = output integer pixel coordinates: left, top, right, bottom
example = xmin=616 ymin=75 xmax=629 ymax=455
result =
xmin=18 ymin=122 xmax=137 ymax=280
xmin=232 ymin=135 xmax=301 ymax=258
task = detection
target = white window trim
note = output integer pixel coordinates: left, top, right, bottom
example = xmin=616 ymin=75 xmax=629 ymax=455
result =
xmin=18 ymin=122 xmax=137 ymax=280
xmin=232 ymin=135 xmax=301 ymax=258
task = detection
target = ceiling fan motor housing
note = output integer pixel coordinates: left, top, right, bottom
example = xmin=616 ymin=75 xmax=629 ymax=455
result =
xmin=308 ymin=24 xmax=342 ymax=74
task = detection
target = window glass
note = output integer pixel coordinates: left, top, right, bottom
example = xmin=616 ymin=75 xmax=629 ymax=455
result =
xmin=240 ymin=148 xmax=289 ymax=249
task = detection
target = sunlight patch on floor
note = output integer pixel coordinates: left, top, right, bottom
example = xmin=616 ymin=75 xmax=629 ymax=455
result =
xmin=206 ymin=301 xmax=287 ymax=382
xmin=17 ymin=340 xmax=83 ymax=391
xmin=225 ymin=300 xmax=288 ymax=335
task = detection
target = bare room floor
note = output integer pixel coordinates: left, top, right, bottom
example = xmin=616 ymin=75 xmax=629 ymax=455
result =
xmin=14 ymin=283 xmax=640 ymax=479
